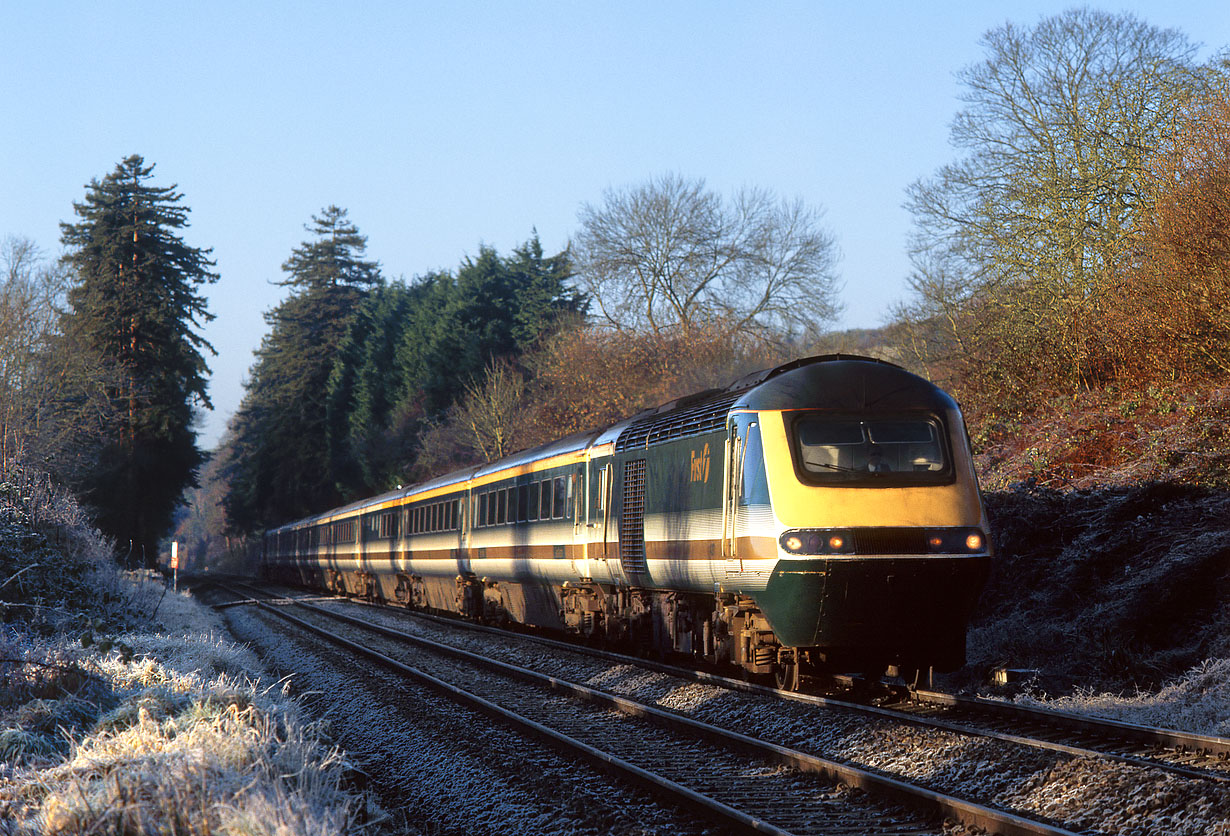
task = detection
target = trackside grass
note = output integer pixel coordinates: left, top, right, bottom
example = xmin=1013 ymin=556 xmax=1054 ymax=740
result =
xmin=0 ymin=469 xmax=369 ymax=835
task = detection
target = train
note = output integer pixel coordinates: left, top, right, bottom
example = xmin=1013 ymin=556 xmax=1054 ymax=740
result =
xmin=263 ymin=354 xmax=991 ymax=689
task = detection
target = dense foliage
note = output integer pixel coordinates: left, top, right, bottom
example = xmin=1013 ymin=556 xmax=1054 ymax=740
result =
xmin=58 ymin=155 xmax=217 ymax=567
xmin=323 ymin=236 xmax=584 ymax=499
xmin=222 ymin=207 xmax=381 ymax=532
xmin=221 ymin=224 xmax=583 ymax=530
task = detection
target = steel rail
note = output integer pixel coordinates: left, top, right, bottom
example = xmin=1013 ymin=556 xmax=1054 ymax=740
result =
xmin=298 ymin=584 xmax=1230 ymax=782
xmin=220 ymin=583 xmax=797 ymax=835
xmin=911 ymin=688 xmax=1230 ymax=759
xmin=223 ymin=582 xmax=1082 ymax=836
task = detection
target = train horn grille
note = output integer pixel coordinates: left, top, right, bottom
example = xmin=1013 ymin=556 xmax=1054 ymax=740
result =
xmin=851 ymin=528 xmax=929 ymax=555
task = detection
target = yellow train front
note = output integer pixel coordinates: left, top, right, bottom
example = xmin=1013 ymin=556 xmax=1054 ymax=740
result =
xmin=263 ymin=355 xmax=990 ymax=688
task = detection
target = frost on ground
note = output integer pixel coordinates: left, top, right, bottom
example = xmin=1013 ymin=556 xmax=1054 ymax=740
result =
xmin=1013 ymin=657 xmax=1230 ymax=738
xmin=955 ymin=483 xmax=1230 ymax=737
xmin=1 ymin=581 xmax=364 ymax=835
xmin=0 ymin=473 xmax=364 ymax=835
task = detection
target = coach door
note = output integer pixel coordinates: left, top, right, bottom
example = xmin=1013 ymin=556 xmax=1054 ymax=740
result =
xmin=594 ymin=461 xmax=614 ymax=560
xmin=724 ymin=415 xmax=750 ymax=580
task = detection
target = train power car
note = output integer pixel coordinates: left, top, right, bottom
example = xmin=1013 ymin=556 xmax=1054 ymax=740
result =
xmin=263 ymin=355 xmax=991 ymax=688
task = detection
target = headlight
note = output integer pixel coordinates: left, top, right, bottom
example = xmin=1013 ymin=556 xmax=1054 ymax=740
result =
xmin=780 ymin=529 xmax=854 ymax=555
xmin=926 ymin=527 xmax=988 ymax=554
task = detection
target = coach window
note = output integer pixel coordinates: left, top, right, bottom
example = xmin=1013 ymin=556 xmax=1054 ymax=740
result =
xmin=551 ymin=476 xmax=565 ymax=519
xmin=528 ymin=481 xmax=540 ymax=520
xmin=477 ymin=494 xmax=488 ymax=528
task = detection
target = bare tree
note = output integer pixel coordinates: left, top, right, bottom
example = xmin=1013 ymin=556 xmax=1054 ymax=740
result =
xmin=572 ymin=174 xmax=841 ymax=344
xmin=0 ymin=236 xmax=117 ymax=481
xmin=455 ymin=359 xmax=527 ymax=463
xmin=899 ymin=9 xmax=1215 ymax=401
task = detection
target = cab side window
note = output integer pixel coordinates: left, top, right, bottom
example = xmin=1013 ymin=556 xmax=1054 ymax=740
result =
xmin=740 ymin=423 xmax=771 ymax=506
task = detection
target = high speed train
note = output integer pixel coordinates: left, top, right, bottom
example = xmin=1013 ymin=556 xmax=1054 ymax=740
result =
xmin=263 ymin=355 xmax=991 ymax=689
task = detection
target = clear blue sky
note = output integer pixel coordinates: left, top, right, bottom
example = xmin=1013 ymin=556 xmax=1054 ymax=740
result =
xmin=3 ymin=2 xmax=1228 ymax=449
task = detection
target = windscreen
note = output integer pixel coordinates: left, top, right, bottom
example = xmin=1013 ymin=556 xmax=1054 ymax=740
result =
xmin=793 ymin=415 xmax=949 ymax=484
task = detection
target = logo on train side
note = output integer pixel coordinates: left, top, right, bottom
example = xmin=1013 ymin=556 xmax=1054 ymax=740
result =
xmin=689 ymin=442 xmax=712 ymax=484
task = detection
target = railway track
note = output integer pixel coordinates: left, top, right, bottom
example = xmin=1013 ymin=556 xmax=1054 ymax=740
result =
xmin=900 ymin=689 xmax=1230 ymax=784
xmin=225 ymin=579 xmax=1230 ymax=787
xmin=345 ymin=585 xmax=1230 ymax=784
xmin=217 ymin=581 xmax=1097 ymax=836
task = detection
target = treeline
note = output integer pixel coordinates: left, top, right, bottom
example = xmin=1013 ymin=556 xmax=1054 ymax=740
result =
xmin=219 ymin=173 xmax=840 ymax=532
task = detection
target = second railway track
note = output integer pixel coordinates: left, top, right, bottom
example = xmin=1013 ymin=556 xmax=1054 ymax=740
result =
xmin=215 ymin=580 xmax=1227 ymax=835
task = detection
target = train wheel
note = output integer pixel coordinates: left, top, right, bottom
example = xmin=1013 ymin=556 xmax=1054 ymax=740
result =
xmin=774 ymin=649 xmax=801 ymax=691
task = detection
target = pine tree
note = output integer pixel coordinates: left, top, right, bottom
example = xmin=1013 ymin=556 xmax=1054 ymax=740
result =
xmin=59 ymin=155 xmax=217 ymax=567
xmin=321 ymin=235 xmax=584 ymax=495
xmin=224 ymin=206 xmax=380 ymax=530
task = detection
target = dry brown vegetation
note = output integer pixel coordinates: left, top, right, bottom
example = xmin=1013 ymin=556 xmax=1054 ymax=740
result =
xmin=970 ymin=383 xmax=1230 ymax=491
xmin=413 ymin=325 xmax=794 ymax=477
xmin=892 ymin=91 xmax=1230 ymax=484
xmin=1107 ymin=95 xmax=1230 ymax=383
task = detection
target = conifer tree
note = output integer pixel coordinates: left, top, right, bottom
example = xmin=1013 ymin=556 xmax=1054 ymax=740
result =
xmin=59 ymin=155 xmax=217 ymax=567
xmin=224 ymin=206 xmax=380 ymax=530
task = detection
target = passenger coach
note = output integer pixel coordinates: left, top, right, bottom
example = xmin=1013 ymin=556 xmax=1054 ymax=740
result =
xmin=264 ymin=355 xmax=991 ymax=688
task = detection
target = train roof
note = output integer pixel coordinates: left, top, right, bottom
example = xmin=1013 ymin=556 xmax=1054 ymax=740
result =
xmin=612 ymin=354 xmax=951 ymax=452
xmin=266 ymin=354 xmax=951 ymax=533
xmin=734 ymin=354 xmax=957 ymax=412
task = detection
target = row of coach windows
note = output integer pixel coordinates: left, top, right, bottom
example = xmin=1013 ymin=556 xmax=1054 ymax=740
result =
xmin=475 ymin=476 xmax=568 ymax=528
xmin=407 ymin=499 xmax=460 ymax=534
xmin=282 ymin=518 xmax=357 ymax=553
